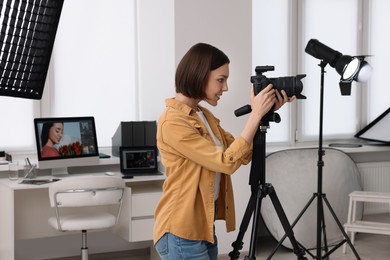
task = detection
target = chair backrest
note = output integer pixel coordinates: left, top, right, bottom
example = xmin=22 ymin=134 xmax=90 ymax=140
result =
xmin=48 ymin=176 xmax=125 ymax=208
xmin=260 ymin=147 xmax=362 ymax=249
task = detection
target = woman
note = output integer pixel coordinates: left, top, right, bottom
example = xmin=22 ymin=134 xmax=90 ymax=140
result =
xmin=40 ymin=122 xmax=64 ymax=158
xmin=153 ymin=43 xmax=295 ymax=259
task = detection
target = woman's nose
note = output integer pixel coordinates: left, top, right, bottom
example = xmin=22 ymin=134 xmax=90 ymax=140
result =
xmin=223 ymin=83 xmax=228 ymax=91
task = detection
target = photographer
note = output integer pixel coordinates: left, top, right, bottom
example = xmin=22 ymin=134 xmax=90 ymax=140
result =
xmin=153 ymin=42 xmax=295 ymax=260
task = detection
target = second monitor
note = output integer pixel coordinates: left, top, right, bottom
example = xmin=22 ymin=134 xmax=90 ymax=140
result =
xmin=119 ymin=146 xmax=162 ymax=178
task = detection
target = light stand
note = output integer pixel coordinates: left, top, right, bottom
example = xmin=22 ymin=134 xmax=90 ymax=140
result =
xmin=268 ymin=39 xmax=371 ymax=259
xmin=268 ymin=60 xmax=361 ymax=260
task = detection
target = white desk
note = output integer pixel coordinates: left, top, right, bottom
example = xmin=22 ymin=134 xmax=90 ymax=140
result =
xmin=0 ymin=172 xmax=165 ymax=260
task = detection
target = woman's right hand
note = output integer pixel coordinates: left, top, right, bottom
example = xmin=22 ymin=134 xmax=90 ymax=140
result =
xmin=240 ymin=84 xmax=277 ymax=144
xmin=250 ymin=84 xmax=276 ymax=121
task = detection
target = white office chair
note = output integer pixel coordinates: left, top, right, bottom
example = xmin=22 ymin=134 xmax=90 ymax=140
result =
xmin=260 ymin=147 xmax=363 ymax=249
xmin=48 ymin=176 xmax=126 ymax=260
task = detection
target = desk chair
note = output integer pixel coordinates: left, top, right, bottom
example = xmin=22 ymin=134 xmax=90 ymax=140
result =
xmin=260 ymin=147 xmax=362 ymax=249
xmin=48 ymin=176 xmax=126 ymax=260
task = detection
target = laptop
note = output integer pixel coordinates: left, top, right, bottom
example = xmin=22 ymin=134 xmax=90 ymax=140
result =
xmin=119 ymin=146 xmax=162 ymax=178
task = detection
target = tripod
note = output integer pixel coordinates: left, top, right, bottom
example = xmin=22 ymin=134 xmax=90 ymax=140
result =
xmin=229 ymin=114 xmax=307 ymax=260
xmin=268 ymin=61 xmax=361 ymax=259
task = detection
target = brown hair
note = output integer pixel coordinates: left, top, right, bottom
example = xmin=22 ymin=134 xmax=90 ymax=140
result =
xmin=175 ymin=43 xmax=230 ymax=99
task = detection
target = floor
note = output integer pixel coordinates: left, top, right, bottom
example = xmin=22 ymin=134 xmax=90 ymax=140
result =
xmin=47 ymin=248 xmax=149 ymax=260
xmin=50 ymin=214 xmax=390 ymax=260
xmin=223 ymin=213 xmax=390 ymax=260
xmin=236 ymin=232 xmax=390 ymax=260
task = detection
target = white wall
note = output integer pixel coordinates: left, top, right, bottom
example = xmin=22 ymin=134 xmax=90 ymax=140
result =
xmin=137 ymin=0 xmax=175 ymax=121
xmin=175 ymin=0 xmax=253 ymax=254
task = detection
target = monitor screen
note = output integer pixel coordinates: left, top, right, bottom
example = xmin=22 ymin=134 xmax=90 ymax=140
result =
xmin=34 ymin=116 xmax=100 ymax=174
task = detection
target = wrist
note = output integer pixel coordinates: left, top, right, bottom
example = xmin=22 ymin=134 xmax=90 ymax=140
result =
xmin=249 ymin=109 xmax=264 ymax=123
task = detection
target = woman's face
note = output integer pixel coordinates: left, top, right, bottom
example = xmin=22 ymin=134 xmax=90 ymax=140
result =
xmin=49 ymin=123 xmax=63 ymax=145
xmin=203 ymin=63 xmax=229 ymax=106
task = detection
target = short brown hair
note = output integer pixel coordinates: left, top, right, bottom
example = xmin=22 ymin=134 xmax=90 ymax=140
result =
xmin=175 ymin=43 xmax=230 ymax=99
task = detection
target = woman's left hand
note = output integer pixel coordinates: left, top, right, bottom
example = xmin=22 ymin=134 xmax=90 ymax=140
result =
xmin=273 ymin=90 xmax=296 ymax=111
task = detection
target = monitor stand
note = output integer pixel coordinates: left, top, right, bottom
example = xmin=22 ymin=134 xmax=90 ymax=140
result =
xmin=51 ymin=167 xmax=69 ymax=177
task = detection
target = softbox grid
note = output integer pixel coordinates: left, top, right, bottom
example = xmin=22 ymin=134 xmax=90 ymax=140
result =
xmin=0 ymin=0 xmax=63 ymax=99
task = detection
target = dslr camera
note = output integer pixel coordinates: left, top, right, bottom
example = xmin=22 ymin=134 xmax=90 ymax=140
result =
xmin=234 ymin=66 xmax=306 ymax=118
xmin=251 ymin=66 xmax=306 ymax=99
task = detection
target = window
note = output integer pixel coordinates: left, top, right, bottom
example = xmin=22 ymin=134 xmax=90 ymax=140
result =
xmin=367 ymin=0 xmax=390 ymax=121
xmin=252 ymin=0 xmax=291 ymax=143
xmin=252 ymin=0 xmax=389 ymax=143
xmin=0 ymin=96 xmax=37 ymax=150
xmin=300 ymin=0 xmax=359 ymax=141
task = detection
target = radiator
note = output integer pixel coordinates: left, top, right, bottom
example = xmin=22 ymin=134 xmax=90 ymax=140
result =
xmin=357 ymin=161 xmax=390 ymax=215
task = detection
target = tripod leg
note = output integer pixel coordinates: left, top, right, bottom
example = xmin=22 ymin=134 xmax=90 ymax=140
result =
xmin=316 ymin=193 xmax=330 ymax=259
xmin=319 ymin=194 xmax=329 ymax=258
xmin=229 ymin=187 xmax=258 ymax=260
xmin=322 ymin=196 xmax=361 ymax=260
xmin=244 ymin=185 xmax=266 ymax=260
xmin=267 ymin=185 xmax=307 ymax=260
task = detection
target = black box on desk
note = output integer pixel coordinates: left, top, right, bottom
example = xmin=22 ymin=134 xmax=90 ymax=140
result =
xmin=111 ymin=121 xmax=157 ymax=157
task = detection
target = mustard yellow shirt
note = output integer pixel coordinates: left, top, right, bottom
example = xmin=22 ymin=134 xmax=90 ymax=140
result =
xmin=153 ymin=98 xmax=253 ymax=244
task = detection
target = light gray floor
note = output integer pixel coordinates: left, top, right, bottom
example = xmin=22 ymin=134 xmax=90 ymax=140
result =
xmin=253 ymin=232 xmax=390 ymax=260
xmin=221 ymin=213 xmax=390 ymax=260
xmin=51 ymin=213 xmax=390 ymax=260
xmin=54 ymin=232 xmax=389 ymax=260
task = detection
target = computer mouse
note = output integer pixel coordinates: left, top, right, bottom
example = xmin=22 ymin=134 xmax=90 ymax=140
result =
xmin=104 ymin=172 xmax=116 ymax=176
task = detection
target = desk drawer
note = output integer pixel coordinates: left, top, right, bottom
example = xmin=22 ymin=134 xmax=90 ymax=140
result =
xmin=132 ymin=191 xmax=162 ymax=217
xmin=113 ymin=183 xmax=164 ymax=243
xmin=131 ymin=218 xmax=154 ymax=241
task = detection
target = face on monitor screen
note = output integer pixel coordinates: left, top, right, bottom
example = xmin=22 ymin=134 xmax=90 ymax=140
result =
xmin=34 ymin=117 xmax=99 ymax=161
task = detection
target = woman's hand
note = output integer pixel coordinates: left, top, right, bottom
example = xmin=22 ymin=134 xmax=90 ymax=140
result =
xmin=240 ymin=85 xmax=296 ymax=144
xmin=273 ymin=89 xmax=296 ymax=111
xmin=250 ymin=84 xmax=276 ymax=120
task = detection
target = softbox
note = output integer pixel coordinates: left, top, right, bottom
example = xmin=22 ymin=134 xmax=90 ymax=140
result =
xmin=0 ymin=0 xmax=63 ymax=99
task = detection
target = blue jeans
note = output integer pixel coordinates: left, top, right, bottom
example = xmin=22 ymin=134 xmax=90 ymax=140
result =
xmin=155 ymin=232 xmax=218 ymax=260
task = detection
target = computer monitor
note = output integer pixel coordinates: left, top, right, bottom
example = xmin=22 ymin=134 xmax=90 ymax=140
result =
xmin=34 ymin=116 xmax=100 ymax=175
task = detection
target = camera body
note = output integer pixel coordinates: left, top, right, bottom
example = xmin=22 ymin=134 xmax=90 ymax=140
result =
xmin=251 ymin=66 xmax=306 ymax=99
xmin=234 ymin=66 xmax=306 ymax=118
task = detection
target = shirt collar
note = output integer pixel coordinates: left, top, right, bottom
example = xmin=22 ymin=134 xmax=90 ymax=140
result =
xmin=165 ymin=98 xmax=221 ymax=124
xmin=165 ymin=98 xmax=196 ymax=115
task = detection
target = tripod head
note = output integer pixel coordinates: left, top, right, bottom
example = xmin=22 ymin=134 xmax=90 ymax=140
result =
xmin=234 ymin=104 xmax=281 ymax=129
xmin=234 ymin=104 xmax=281 ymax=125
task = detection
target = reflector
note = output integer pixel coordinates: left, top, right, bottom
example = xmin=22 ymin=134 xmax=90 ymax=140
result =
xmin=305 ymin=39 xmax=372 ymax=95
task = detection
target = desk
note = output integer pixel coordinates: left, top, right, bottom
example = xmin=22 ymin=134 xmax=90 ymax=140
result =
xmin=0 ymin=172 xmax=165 ymax=260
